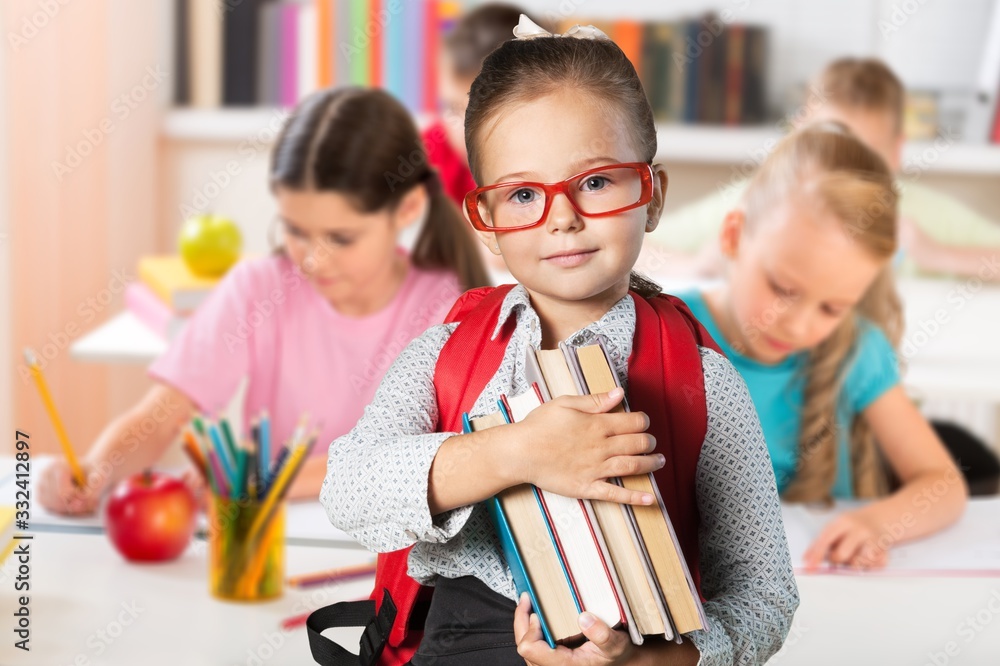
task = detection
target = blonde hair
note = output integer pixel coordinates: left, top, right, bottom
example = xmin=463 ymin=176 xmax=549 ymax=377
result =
xmin=743 ymin=122 xmax=902 ymax=503
xmin=806 ymin=58 xmax=905 ymax=134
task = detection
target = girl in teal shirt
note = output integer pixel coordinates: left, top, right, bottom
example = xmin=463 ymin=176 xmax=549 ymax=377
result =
xmin=680 ymin=122 xmax=967 ymax=570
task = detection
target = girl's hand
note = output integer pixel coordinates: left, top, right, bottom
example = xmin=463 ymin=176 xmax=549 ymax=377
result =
xmin=804 ymin=509 xmax=889 ymax=570
xmin=512 ymin=388 xmax=664 ymax=506
xmin=38 ymin=460 xmax=105 ymax=516
xmin=180 ymin=468 xmax=209 ymax=511
xmin=514 ymin=592 xmax=635 ymax=666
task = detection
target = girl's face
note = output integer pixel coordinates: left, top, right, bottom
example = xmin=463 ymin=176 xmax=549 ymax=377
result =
xmin=472 ymin=87 xmax=666 ymax=313
xmin=718 ymin=198 xmax=885 ymax=364
xmin=275 ymin=187 xmax=422 ymax=314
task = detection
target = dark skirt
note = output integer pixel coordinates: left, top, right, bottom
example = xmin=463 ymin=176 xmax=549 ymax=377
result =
xmin=409 ymin=575 xmax=524 ymax=665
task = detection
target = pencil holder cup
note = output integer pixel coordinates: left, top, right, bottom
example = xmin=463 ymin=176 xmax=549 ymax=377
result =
xmin=208 ymin=496 xmax=286 ymax=601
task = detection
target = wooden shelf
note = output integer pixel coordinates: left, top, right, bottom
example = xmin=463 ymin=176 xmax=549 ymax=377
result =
xmin=161 ymin=109 xmax=1000 ymax=175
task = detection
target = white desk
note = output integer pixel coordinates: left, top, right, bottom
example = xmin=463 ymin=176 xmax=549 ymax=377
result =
xmin=0 ymin=532 xmax=372 ymax=666
xmin=1 ymin=532 xmax=999 ymax=665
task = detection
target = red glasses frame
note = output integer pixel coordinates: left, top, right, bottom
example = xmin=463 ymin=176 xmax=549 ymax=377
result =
xmin=463 ymin=162 xmax=655 ymax=232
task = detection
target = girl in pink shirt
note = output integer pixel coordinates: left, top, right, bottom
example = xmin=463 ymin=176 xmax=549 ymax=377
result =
xmin=39 ymin=88 xmax=489 ymax=514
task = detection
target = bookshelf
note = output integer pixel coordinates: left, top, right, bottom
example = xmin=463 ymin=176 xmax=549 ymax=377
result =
xmin=161 ymin=109 xmax=1000 ymax=176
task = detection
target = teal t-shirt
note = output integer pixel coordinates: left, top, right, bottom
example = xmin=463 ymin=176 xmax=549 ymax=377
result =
xmin=678 ymin=290 xmax=900 ymax=498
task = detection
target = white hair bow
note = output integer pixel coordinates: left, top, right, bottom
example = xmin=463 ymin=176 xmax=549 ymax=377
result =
xmin=512 ymin=14 xmax=609 ymax=41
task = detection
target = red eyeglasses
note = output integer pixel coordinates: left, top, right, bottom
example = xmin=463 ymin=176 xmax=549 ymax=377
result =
xmin=464 ymin=162 xmax=655 ymax=232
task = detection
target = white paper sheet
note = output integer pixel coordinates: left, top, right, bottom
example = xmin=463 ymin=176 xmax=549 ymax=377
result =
xmin=781 ymin=498 xmax=1000 ymax=574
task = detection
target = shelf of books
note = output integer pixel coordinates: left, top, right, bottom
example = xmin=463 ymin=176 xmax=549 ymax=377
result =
xmin=170 ymin=3 xmax=773 ymax=125
xmin=165 ymin=0 xmax=1000 ymax=175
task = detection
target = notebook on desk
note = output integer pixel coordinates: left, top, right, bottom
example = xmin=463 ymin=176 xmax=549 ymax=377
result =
xmin=781 ymin=498 xmax=1000 ymax=576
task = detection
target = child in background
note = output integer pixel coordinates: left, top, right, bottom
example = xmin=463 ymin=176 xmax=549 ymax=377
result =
xmin=323 ymin=17 xmax=796 ymax=665
xmin=676 ymin=122 xmax=967 ymax=570
xmin=424 ymin=3 xmax=545 ymax=271
xmin=641 ymin=58 xmax=1000 ymax=280
xmin=38 ymin=88 xmax=489 ymax=515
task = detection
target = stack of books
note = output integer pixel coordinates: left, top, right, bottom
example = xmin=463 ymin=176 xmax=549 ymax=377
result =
xmin=125 ymin=256 xmax=221 ymax=340
xmin=558 ymin=15 xmax=769 ymax=126
xmin=465 ymin=337 xmax=705 ymax=648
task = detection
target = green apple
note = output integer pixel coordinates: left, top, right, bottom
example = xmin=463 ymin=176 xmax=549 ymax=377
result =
xmin=178 ymin=214 xmax=242 ymax=278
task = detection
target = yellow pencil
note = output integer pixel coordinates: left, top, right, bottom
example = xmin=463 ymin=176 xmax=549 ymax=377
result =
xmin=245 ymin=443 xmax=308 ymax=545
xmin=23 ymin=348 xmax=86 ymax=487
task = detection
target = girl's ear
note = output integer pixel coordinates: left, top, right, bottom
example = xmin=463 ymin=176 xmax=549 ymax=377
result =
xmin=719 ymin=208 xmax=747 ymax=258
xmin=645 ymin=165 xmax=669 ymax=232
xmin=392 ymin=185 xmax=430 ymax=232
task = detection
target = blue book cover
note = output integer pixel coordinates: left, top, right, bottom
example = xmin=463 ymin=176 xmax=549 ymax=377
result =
xmin=400 ymin=0 xmax=424 ymax=113
xmin=464 ymin=410 xmax=557 ymax=649
xmin=382 ymin=0 xmax=405 ymax=103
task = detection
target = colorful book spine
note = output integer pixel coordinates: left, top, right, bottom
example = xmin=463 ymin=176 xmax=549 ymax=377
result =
xmin=349 ymin=0 xmax=369 ymax=86
xmin=189 ymin=0 xmax=223 ymax=108
xmin=724 ymin=24 xmax=745 ymax=126
xmin=613 ymin=21 xmax=644 ymax=79
xmin=383 ymin=0 xmax=406 ymax=102
xmin=400 ymin=0 xmax=423 ymax=112
xmin=298 ymin=3 xmax=318 ymax=101
xmin=316 ymin=0 xmax=334 ymax=88
xmin=369 ymin=0 xmax=383 ymax=87
xmin=422 ymin=0 xmax=440 ymax=114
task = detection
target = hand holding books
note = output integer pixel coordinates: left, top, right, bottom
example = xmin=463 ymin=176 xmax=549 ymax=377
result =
xmin=506 ymin=388 xmax=664 ymax=506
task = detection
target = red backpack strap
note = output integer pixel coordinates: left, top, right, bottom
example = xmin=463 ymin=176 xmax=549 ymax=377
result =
xmin=370 ymin=284 xmax=517 ymax=661
xmin=627 ymin=291 xmax=722 ymax=599
xmin=434 ymin=284 xmax=518 ymax=431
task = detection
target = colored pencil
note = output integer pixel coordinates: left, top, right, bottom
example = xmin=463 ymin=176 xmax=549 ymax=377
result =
xmin=245 ymin=443 xmax=308 ymax=546
xmin=234 ymin=441 xmax=249 ymax=499
xmin=208 ymin=422 xmax=237 ymax=485
xmin=259 ymin=410 xmax=272 ymax=475
xmin=182 ymin=430 xmax=210 ymax=482
xmin=207 ymin=449 xmax=230 ymax=498
xmin=23 ymin=349 xmax=86 ymax=486
xmin=192 ymin=414 xmax=207 ymax=438
xmin=286 ymin=561 xmax=378 ymax=588
xmin=250 ymin=418 xmax=262 ymax=497
xmin=219 ymin=418 xmax=241 ymax=475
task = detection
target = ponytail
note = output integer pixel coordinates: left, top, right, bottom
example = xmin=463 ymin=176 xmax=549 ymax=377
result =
xmin=413 ymin=173 xmax=491 ymax=290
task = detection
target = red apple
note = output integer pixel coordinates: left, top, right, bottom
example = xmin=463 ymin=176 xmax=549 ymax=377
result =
xmin=105 ymin=471 xmax=198 ymax=562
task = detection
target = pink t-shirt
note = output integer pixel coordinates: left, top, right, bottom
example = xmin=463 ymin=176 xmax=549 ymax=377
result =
xmin=149 ymin=250 xmax=463 ymax=457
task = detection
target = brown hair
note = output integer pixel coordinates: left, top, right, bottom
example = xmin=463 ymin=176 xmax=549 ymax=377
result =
xmin=444 ymin=4 xmax=541 ymax=76
xmin=270 ymin=87 xmax=490 ymax=291
xmin=807 ymin=58 xmax=905 ymax=134
xmin=464 ymin=34 xmax=662 ymax=298
xmin=743 ymin=122 xmax=902 ymax=502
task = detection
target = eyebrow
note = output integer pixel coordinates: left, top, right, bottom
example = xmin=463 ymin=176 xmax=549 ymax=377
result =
xmin=768 ymin=271 xmax=855 ymax=308
xmin=493 ymin=156 xmax=624 ymax=184
xmin=280 ymin=218 xmax=358 ymax=235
